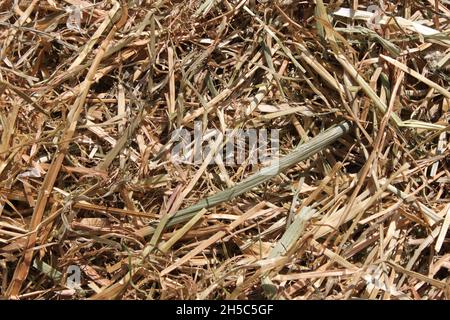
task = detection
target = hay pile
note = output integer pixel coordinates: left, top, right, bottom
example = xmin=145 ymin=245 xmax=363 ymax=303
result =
xmin=0 ymin=0 xmax=449 ymax=299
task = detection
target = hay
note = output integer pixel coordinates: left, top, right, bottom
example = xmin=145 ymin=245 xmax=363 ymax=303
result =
xmin=0 ymin=0 xmax=449 ymax=300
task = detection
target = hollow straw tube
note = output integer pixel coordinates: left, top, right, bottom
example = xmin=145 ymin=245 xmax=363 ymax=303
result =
xmin=162 ymin=121 xmax=352 ymax=228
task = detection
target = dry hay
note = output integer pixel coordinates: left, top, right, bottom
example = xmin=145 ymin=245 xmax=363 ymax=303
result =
xmin=0 ymin=0 xmax=449 ymax=300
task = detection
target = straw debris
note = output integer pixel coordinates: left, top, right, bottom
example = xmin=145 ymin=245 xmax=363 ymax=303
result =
xmin=0 ymin=0 xmax=449 ymax=300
